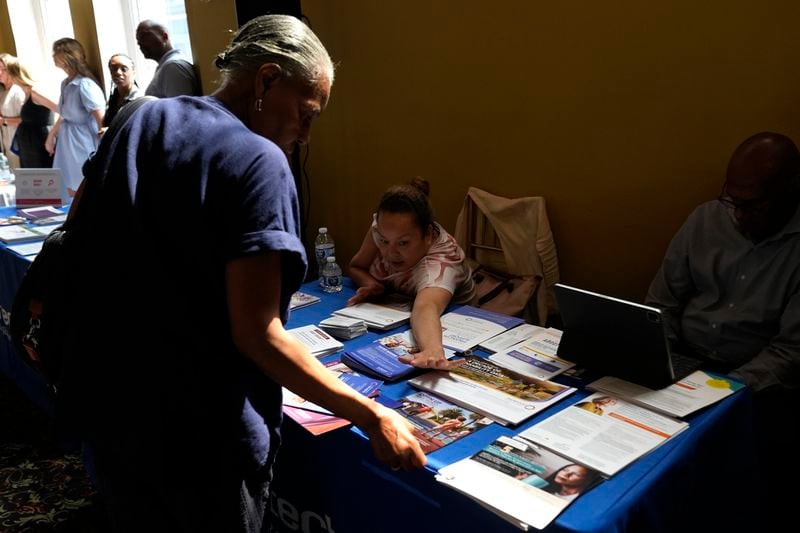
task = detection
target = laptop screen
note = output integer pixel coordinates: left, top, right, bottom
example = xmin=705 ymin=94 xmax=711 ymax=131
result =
xmin=553 ymin=283 xmax=683 ymax=389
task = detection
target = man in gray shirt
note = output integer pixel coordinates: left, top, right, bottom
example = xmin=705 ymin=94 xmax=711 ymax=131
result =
xmin=136 ymin=20 xmax=201 ymax=97
xmin=646 ymin=131 xmax=800 ymax=529
xmin=647 ymin=131 xmax=800 ymax=392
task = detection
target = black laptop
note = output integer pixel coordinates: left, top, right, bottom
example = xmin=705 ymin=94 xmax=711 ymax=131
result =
xmin=554 ymin=283 xmax=704 ymax=389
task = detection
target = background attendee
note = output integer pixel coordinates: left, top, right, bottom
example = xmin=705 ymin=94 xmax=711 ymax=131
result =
xmin=45 ymin=38 xmax=105 ymax=196
xmin=136 ymin=20 xmax=200 ymax=97
xmin=2 ymin=55 xmax=56 ymax=168
xmin=646 ymin=131 xmax=800 ymax=530
xmin=65 ymin=15 xmax=424 ymax=532
xmin=542 ymin=464 xmax=600 ymax=501
xmin=348 ymin=177 xmax=476 ymax=370
xmin=646 ymin=131 xmax=800 ymax=391
xmin=101 ymin=53 xmax=140 ymax=132
xmin=0 ymin=53 xmax=26 ymax=169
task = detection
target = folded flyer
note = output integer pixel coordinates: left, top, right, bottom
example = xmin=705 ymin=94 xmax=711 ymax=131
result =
xmin=408 ymin=355 xmax=576 ymax=426
xmin=441 ymin=305 xmax=526 ymax=353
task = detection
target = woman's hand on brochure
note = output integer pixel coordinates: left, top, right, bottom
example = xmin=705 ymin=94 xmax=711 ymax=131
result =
xmin=398 ymin=347 xmax=466 ymax=370
xmin=347 ymin=282 xmax=385 ymax=306
xmin=361 ymin=404 xmax=427 ymax=471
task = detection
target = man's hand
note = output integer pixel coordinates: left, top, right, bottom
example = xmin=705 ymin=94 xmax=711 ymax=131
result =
xmin=360 ymin=404 xmax=427 ymax=471
xmin=347 ymin=282 xmax=385 ymax=306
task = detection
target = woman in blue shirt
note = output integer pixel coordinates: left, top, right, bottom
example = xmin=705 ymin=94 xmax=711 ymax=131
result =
xmin=45 ymin=38 xmax=105 ymax=197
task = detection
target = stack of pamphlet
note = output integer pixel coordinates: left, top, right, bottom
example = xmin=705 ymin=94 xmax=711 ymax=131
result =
xmin=0 ymin=215 xmax=26 ymax=226
xmin=332 ymin=297 xmax=412 ymax=330
xmin=408 ymin=355 xmax=576 ymax=426
xmin=5 ymin=241 xmax=44 ymax=257
xmin=586 ymin=370 xmax=745 ymax=418
xmin=287 ymin=324 xmax=344 ymax=358
xmin=391 ymin=391 xmax=494 ymax=454
xmin=283 ymin=360 xmax=383 ymax=436
xmin=479 ymin=324 xmax=560 ymax=353
xmin=341 ymin=330 xmax=458 ymax=381
xmin=289 ymin=291 xmax=321 ymax=311
xmin=440 ymin=305 xmax=525 ymax=353
xmin=17 ymin=205 xmax=66 ymax=226
xmin=437 ymin=392 xmax=690 ymax=530
xmin=487 ymin=328 xmax=574 ymax=381
xmin=0 ymin=224 xmax=48 ymax=244
xmin=319 ymin=315 xmax=367 ymax=339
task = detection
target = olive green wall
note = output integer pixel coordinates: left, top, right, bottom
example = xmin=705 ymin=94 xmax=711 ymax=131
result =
xmin=68 ymin=0 xmax=102 ymax=83
xmin=300 ymin=0 xmax=800 ymax=301
xmin=4 ymin=1 xmax=800 ymax=302
xmin=0 ymin=3 xmax=13 ymax=55
xmin=184 ymin=0 xmax=238 ymax=94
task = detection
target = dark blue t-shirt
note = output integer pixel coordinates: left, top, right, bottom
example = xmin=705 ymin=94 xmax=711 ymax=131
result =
xmin=69 ymin=96 xmax=307 ymax=475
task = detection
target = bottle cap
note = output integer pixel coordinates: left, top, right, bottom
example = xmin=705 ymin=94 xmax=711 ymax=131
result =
xmin=319 ymin=227 xmax=328 ymax=233
xmin=327 ymin=256 xmax=336 ymax=262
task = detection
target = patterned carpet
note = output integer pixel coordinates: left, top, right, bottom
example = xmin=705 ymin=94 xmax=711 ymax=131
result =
xmin=0 ymin=373 xmax=108 ymax=532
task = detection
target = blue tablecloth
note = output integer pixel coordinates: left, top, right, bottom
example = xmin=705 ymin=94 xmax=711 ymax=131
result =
xmin=0 ymin=206 xmax=54 ymax=414
xmin=273 ymin=280 xmax=758 ymax=533
xmin=0 ymin=231 xmax=758 ymax=532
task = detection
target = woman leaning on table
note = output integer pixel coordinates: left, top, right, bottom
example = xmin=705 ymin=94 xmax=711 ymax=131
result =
xmin=348 ymin=177 xmax=476 ymax=369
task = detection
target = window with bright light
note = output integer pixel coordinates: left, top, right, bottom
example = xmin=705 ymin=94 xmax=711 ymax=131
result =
xmin=6 ymin=0 xmax=194 ymax=101
xmin=93 ymin=0 xmax=194 ymax=98
xmin=6 ymin=0 xmax=74 ymax=100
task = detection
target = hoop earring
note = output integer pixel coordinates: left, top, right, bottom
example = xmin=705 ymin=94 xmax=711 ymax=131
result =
xmin=254 ymin=98 xmax=263 ymax=112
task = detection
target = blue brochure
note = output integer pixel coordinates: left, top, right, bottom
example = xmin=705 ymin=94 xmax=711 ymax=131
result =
xmin=341 ymin=330 xmax=456 ymax=382
xmin=338 ymin=372 xmax=383 ymax=397
xmin=342 ymin=340 xmax=417 ymax=381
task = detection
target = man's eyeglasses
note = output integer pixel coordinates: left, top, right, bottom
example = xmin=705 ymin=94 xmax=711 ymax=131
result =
xmin=717 ymin=188 xmax=771 ymax=213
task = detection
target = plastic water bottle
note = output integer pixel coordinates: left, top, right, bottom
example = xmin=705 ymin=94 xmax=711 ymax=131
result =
xmin=321 ymin=256 xmax=343 ymax=293
xmin=314 ymin=227 xmax=335 ymax=285
xmin=0 ymin=153 xmax=10 ymax=182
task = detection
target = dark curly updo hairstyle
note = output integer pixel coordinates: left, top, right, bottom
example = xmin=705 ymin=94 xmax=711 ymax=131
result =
xmin=377 ymin=177 xmax=437 ymax=237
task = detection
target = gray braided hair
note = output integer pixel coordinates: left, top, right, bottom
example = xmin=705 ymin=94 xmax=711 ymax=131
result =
xmin=215 ymin=14 xmax=334 ymax=86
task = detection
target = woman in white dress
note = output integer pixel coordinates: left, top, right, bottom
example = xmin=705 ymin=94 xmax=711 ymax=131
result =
xmin=0 ymin=53 xmax=26 ymax=169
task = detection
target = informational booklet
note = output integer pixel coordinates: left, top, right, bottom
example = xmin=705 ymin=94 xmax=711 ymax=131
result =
xmin=287 ymin=324 xmax=344 ymax=358
xmin=332 ymin=300 xmax=412 ymax=330
xmin=437 ymin=434 xmax=603 ymax=530
xmin=479 ymin=324 xmax=548 ymax=353
xmin=488 ymin=330 xmax=574 ymax=381
xmin=408 ymin=355 xmax=577 ymax=426
xmin=319 ymin=315 xmax=367 ymax=339
xmin=394 ymin=391 xmax=494 ymax=453
xmin=17 ymin=205 xmax=64 ymax=220
xmin=282 ymin=360 xmax=382 ymax=416
xmin=0 ymin=224 xmax=47 ymax=244
xmin=282 ymin=405 xmax=351 ymax=436
xmin=32 ymin=223 xmax=61 ymax=237
xmin=341 ymin=330 xmax=457 ymax=382
xmin=520 ymin=392 xmax=689 ymax=477
xmin=440 ymin=305 xmax=526 ymax=353
xmin=5 ymin=241 xmax=44 ymax=257
xmin=290 ymin=291 xmax=321 ymax=311
xmin=0 ymin=215 xmax=26 ymax=226
xmin=586 ymin=370 xmax=745 ymax=419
